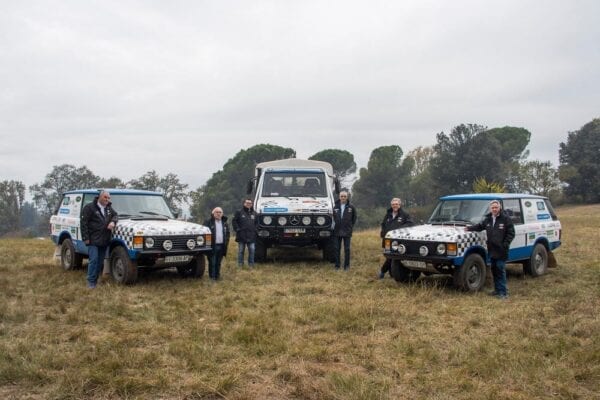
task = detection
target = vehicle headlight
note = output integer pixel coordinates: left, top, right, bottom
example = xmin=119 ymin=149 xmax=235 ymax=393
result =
xmin=316 ymin=216 xmax=326 ymax=225
xmin=436 ymin=243 xmax=446 ymax=255
xmin=278 ymin=216 xmax=287 ymax=226
xmin=144 ymin=237 xmax=155 ymax=248
xmin=419 ymin=246 xmax=429 ymax=256
xmin=187 ymin=239 xmax=196 ymax=250
xmin=263 ymin=216 xmax=272 ymax=225
xmin=302 ymin=216 xmax=311 ymax=225
xmin=398 ymin=244 xmax=406 ymax=254
xmin=391 ymin=240 xmax=399 ymax=251
xmin=196 ymin=235 xmax=204 ymax=246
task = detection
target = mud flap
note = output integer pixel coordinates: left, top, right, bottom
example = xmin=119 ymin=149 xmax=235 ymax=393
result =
xmin=53 ymin=245 xmax=61 ymax=266
xmin=548 ymin=251 xmax=558 ymax=268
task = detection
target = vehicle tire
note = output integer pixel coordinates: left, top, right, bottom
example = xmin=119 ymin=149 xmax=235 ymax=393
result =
xmin=254 ymin=239 xmax=267 ymax=263
xmin=524 ymin=243 xmax=548 ymax=277
xmin=453 ymin=254 xmax=486 ymax=292
xmin=60 ymin=239 xmax=83 ymax=270
xmin=390 ymin=259 xmax=421 ymax=283
xmin=322 ymin=238 xmax=336 ymax=263
xmin=177 ymin=254 xmax=206 ymax=278
xmin=110 ymin=246 xmax=138 ymax=284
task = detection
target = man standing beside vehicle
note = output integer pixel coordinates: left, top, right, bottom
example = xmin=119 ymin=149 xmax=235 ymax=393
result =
xmin=232 ymin=198 xmax=257 ymax=268
xmin=204 ymin=207 xmax=230 ymax=281
xmin=81 ymin=190 xmax=118 ymax=289
xmin=465 ymin=200 xmax=515 ymax=299
xmin=379 ymin=197 xmax=413 ymax=279
xmin=333 ymin=191 xmax=357 ymax=270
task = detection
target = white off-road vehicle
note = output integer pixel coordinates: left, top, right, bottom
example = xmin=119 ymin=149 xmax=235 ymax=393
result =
xmin=246 ymin=158 xmax=340 ymax=262
xmin=383 ymin=193 xmax=562 ymax=291
xmin=50 ymin=189 xmax=212 ymax=284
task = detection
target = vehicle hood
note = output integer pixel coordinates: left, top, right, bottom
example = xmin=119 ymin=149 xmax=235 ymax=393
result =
xmin=386 ymin=223 xmax=486 ymax=243
xmin=257 ymin=197 xmax=332 ymax=214
xmin=117 ymin=218 xmax=210 ymax=236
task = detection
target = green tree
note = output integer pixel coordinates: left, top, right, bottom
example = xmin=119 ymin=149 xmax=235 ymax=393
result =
xmin=559 ymin=118 xmax=600 ymax=203
xmin=99 ymin=176 xmax=127 ymax=188
xmin=29 ymin=164 xmax=100 ymax=216
xmin=352 ymin=145 xmax=412 ymax=208
xmin=513 ymin=160 xmax=561 ymax=198
xmin=309 ymin=149 xmax=357 ymax=187
xmin=404 ymin=146 xmax=437 ymax=206
xmin=0 ymin=180 xmax=26 ymax=236
xmin=189 ymin=144 xmax=296 ymax=221
xmin=128 ymin=171 xmax=189 ymax=212
xmin=472 ymin=177 xmax=506 ymax=193
xmin=430 ymin=124 xmax=531 ymax=195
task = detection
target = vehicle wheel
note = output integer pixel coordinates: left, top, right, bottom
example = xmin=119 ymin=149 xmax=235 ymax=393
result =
xmin=254 ymin=239 xmax=267 ymax=263
xmin=60 ymin=239 xmax=83 ymax=270
xmin=177 ymin=254 xmax=206 ymax=278
xmin=453 ymin=254 xmax=486 ymax=292
xmin=390 ymin=259 xmax=421 ymax=283
xmin=322 ymin=238 xmax=336 ymax=263
xmin=110 ymin=246 xmax=138 ymax=284
xmin=524 ymin=243 xmax=548 ymax=277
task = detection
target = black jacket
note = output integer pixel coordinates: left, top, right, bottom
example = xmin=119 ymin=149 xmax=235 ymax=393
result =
xmin=333 ymin=200 xmax=357 ymax=237
xmin=380 ymin=207 xmax=413 ymax=246
xmin=203 ymin=216 xmax=231 ymax=256
xmin=232 ymin=206 xmax=257 ymax=243
xmin=467 ymin=211 xmax=515 ymax=260
xmin=81 ymin=198 xmax=118 ymax=247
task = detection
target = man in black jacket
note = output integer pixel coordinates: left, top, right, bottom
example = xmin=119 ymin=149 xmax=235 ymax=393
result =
xmin=81 ymin=190 xmax=118 ymax=288
xmin=204 ymin=207 xmax=230 ymax=281
xmin=333 ymin=191 xmax=357 ymax=270
xmin=466 ymin=200 xmax=515 ymax=299
xmin=232 ymin=198 xmax=257 ymax=268
xmin=379 ymin=197 xmax=413 ymax=279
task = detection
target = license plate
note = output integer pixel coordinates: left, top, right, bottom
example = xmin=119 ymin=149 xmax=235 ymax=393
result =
xmin=165 ymin=255 xmax=192 ymax=263
xmin=403 ymin=260 xmax=427 ymax=269
xmin=284 ymin=228 xmax=306 ymax=233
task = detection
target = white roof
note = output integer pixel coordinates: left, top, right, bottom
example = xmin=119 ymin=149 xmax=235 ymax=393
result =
xmin=256 ymin=158 xmax=334 ymax=176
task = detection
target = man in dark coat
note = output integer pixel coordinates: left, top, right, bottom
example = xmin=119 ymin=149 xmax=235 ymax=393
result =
xmin=81 ymin=190 xmax=118 ymax=288
xmin=204 ymin=207 xmax=230 ymax=281
xmin=466 ymin=200 xmax=515 ymax=299
xmin=333 ymin=191 xmax=357 ymax=270
xmin=379 ymin=197 xmax=413 ymax=279
xmin=232 ymin=198 xmax=257 ymax=267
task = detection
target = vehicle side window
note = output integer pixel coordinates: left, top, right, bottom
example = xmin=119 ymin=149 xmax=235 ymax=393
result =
xmin=82 ymin=194 xmax=96 ymax=216
xmin=544 ymin=200 xmax=559 ymax=221
xmin=502 ymin=199 xmax=523 ymax=225
xmin=62 ymin=196 xmax=70 ymax=206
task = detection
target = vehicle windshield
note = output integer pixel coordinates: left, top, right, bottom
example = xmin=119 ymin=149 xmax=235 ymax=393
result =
xmin=110 ymin=194 xmax=174 ymax=219
xmin=261 ymin=171 xmax=327 ymax=197
xmin=428 ymin=199 xmax=490 ymax=225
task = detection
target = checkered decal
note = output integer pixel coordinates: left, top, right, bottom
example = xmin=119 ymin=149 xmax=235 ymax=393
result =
xmin=113 ymin=224 xmax=136 ymax=248
xmin=386 ymin=225 xmax=487 ymax=257
xmin=112 ymin=219 xmax=211 ymax=248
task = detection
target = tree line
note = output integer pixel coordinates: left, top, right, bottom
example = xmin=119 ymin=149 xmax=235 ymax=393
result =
xmin=1 ymin=118 xmax=598 ymax=237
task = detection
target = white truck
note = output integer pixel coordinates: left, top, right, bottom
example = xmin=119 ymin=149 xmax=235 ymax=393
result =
xmin=50 ymin=189 xmax=212 ymax=284
xmin=246 ymin=158 xmax=340 ymax=262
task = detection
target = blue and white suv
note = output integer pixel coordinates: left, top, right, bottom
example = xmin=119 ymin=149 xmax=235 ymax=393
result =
xmin=50 ymin=189 xmax=212 ymax=284
xmin=383 ymin=193 xmax=562 ymax=291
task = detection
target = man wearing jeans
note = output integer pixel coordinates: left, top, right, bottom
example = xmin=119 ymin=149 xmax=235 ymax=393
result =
xmin=466 ymin=200 xmax=515 ymax=299
xmin=81 ymin=190 xmax=118 ymax=289
xmin=204 ymin=207 xmax=230 ymax=281
xmin=333 ymin=191 xmax=357 ymax=270
xmin=232 ymin=198 xmax=257 ymax=268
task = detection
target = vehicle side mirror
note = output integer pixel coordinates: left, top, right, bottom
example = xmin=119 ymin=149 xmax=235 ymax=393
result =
xmin=246 ymin=178 xmax=254 ymax=195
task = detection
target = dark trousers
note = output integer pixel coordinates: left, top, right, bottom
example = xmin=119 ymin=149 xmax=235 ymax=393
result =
xmin=491 ymin=259 xmax=508 ymax=296
xmin=380 ymin=258 xmax=392 ymax=275
xmin=335 ymin=236 xmax=352 ymax=269
xmin=209 ymin=244 xmax=225 ymax=280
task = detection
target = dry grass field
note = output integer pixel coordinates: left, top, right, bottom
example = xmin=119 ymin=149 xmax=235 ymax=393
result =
xmin=1 ymin=205 xmax=599 ymax=399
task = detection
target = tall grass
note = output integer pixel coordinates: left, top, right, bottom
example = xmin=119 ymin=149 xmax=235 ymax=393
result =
xmin=0 ymin=205 xmax=599 ymax=399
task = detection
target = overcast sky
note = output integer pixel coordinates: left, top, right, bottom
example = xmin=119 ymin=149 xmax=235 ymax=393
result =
xmin=1 ymin=0 xmax=599 ymax=193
